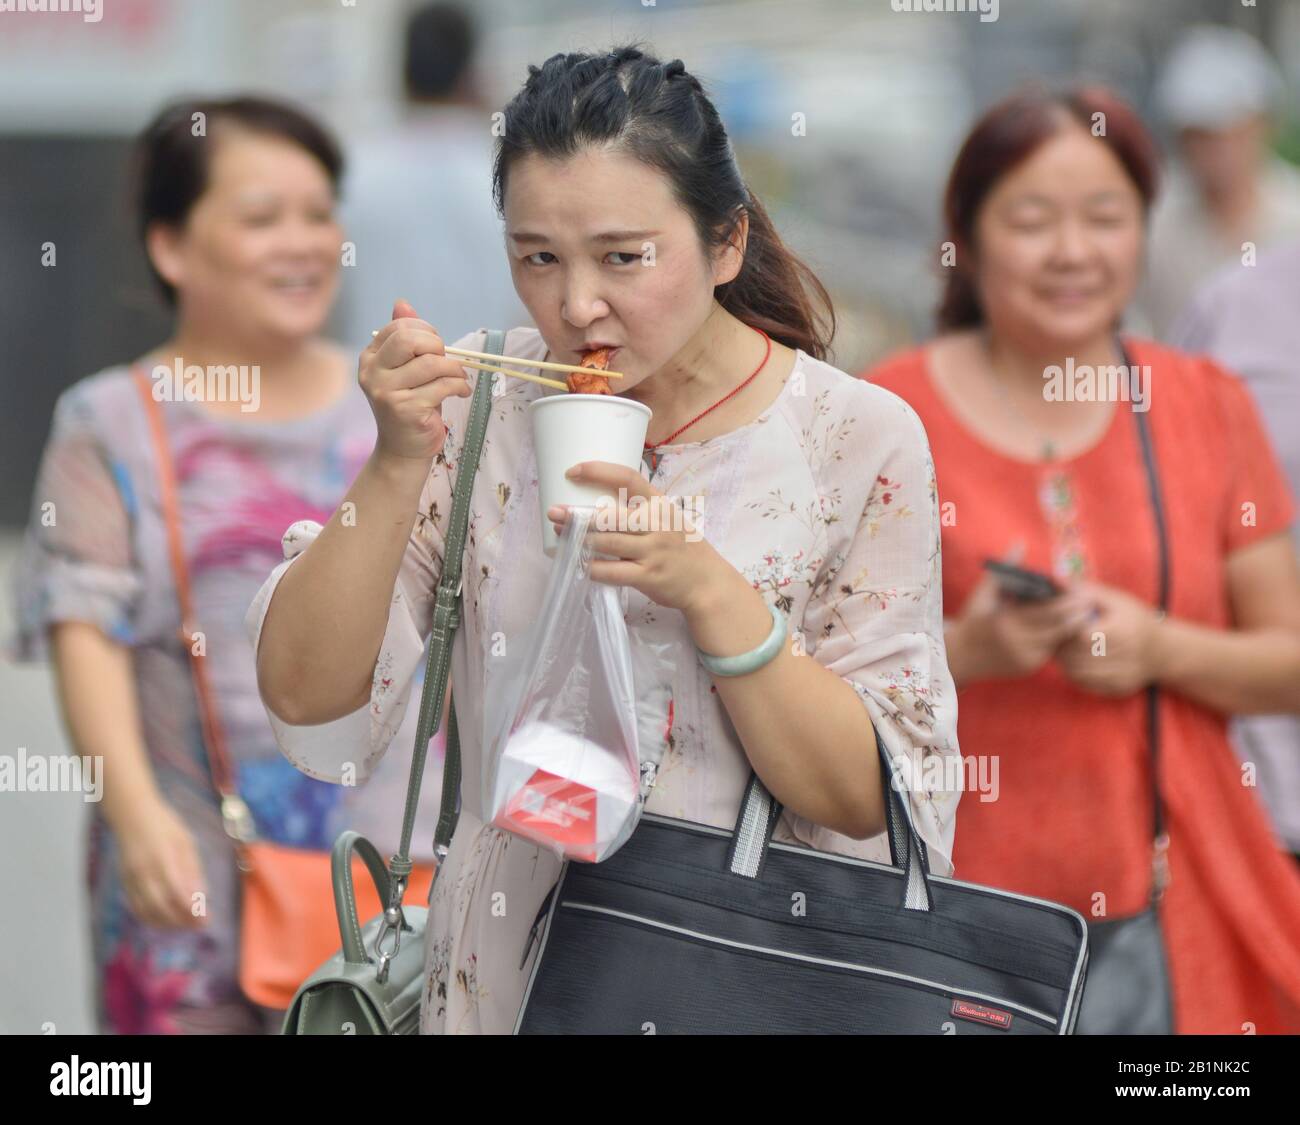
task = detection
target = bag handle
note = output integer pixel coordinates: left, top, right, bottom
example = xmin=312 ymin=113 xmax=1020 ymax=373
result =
xmin=727 ymin=722 xmax=934 ymax=912
xmin=331 ymin=830 xmax=394 ymax=964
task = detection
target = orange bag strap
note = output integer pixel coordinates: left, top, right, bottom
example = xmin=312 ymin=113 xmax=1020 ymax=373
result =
xmin=130 ymin=365 xmax=255 ymax=847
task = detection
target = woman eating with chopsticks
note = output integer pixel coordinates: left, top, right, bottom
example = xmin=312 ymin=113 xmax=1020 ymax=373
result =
xmin=247 ymin=45 xmax=962 ymax=1034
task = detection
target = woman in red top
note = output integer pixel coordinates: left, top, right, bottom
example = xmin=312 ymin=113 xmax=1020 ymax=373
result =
xmin=865 ymin=86 xmax=1300 ymax=1034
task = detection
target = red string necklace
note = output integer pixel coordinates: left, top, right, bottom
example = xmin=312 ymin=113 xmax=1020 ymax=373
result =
xmin=643 ymin=326 xmax=772 ymax=473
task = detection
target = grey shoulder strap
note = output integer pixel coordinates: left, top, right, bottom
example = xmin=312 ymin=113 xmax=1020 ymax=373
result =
xmin=387 ymin=329 xmax=503 ymax=887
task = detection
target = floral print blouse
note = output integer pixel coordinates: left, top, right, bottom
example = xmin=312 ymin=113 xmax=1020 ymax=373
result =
xmin=246 ymin=326 xmax=962 ymax=1033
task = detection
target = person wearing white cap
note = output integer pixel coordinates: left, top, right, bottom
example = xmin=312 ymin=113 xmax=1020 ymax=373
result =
xmin=1170 ymin=238 xmax=1300 ymax=870
xmin=1138 ymin=24 xmax=1300 ymax=338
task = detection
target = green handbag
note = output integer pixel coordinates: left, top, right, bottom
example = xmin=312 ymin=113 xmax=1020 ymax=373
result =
xmin=281 ymin=329 xmax=503 ymax=1034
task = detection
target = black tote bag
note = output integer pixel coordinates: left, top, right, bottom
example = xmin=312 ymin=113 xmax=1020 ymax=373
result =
xmin=512 ymin=732 xmax=1090 ymax=1034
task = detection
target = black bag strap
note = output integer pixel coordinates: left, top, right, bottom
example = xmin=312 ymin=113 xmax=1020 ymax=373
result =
xmin=727 ymin=722 xmax=934 ymax=913
xmin=1120 ymin=339 xmax=1172 ymax=905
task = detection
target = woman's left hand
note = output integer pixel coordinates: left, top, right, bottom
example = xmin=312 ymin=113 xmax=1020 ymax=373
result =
xmin=1054 ymin=580 xmax=1165 ymax=696
xmin=548 ymin=461 xmax=731 ymax=619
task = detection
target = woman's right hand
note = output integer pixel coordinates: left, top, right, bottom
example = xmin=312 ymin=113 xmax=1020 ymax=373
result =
xmin=948 ymin=567 xmax=1096 ymax=684
xmin=360 ymin=298 xmax=473 ymax=462
xmin=116 ymin=795 xmax=209 ymax=930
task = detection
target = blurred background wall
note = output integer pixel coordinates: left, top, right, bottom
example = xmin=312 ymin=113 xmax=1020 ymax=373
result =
xmin=1 ymin=0 xmax=1297 ymax=1033
xmin=3 ymin=0 xmax=1298 ymax=527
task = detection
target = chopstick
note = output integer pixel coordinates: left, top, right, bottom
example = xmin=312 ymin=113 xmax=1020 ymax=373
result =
xmin=370 ymin=329 xmax=617 ymax=389
xmin=454 ymin=357 xmax=568 ymax=391
xmin=445 ymin=345 xmax=624 ymax=380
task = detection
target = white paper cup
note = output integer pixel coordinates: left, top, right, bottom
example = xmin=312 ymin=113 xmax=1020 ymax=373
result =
xmin=530 ymin=393 xmax=653 ymax=557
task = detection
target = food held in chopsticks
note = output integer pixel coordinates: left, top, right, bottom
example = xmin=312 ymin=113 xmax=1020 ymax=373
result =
xmin=443 ymin=345 xmax=624 ymax=381
xmin=368 ymin=330 xmax=631 ymax=392
xmin=566 ymin=347 xmax=615 ymax=395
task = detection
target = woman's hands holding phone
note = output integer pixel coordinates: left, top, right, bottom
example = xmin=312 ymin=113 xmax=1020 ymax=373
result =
xmin=360 ymin=299 xmax=472 ymax=463
xmin=1055 ymin=582 xmax=1165 ymax=696
xmin=949 ymin=567 xmax=1097 ymax=683
xmin=947 ymin=547 xmax=1092 ymax=683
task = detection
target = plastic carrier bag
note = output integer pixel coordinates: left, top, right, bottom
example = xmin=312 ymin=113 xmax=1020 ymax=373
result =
xmin=482 ymin=506 xmax=673 ymax=862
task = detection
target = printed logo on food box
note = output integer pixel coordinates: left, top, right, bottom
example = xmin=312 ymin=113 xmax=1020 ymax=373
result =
xmin=498 ymin=769 xmax=598 ymax=861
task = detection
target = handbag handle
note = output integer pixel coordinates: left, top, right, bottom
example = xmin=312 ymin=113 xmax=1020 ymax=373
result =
xmin=728 ymin=722 xmax=935 ymax=912
xmin=331 ymin=830 xmax=395 ymax=965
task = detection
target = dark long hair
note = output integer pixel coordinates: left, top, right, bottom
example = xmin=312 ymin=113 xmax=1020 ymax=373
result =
xmin=937 ymin=85 xmax=1160 ymax=331
xmin=492 ymin=45 xmax=835 ymax=360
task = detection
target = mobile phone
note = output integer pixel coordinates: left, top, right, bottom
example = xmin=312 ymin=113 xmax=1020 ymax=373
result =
xmin=983 ymin=559 xmax=1062 ymax=603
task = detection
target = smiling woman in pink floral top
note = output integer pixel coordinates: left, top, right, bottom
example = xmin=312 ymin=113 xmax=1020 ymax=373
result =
xmin=8 ymin=97 xmax=445 ymax=1036
xmin=247 ymin=47 xmax=962 ymax=1034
